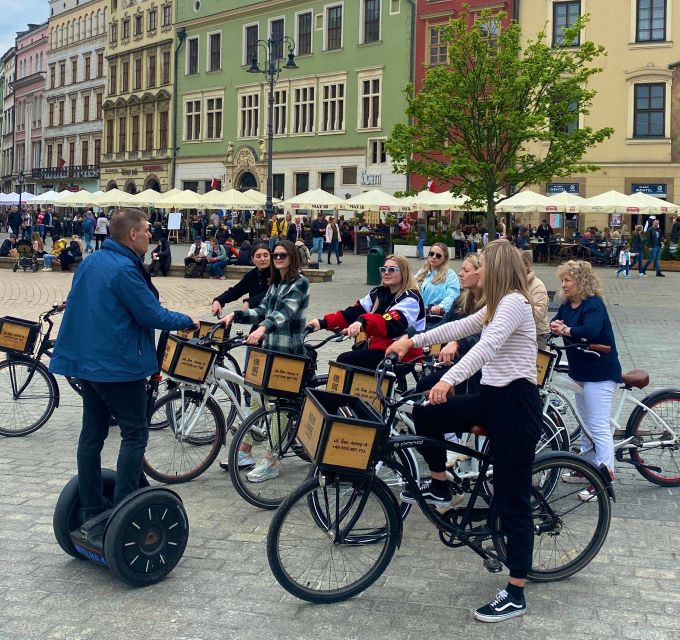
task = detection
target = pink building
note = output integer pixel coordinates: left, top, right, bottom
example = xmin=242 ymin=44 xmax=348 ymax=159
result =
xmin=13 ymin=22 xmax=48 ymax=193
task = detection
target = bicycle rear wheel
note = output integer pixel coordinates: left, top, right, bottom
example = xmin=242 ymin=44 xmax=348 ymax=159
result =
xmin=491 ymin=453 xmax=611 ymax=582
xmin=625 ymin=391 xmax=680 ymax=486
xmin=143 ymin=389 xmax=225 ymax=483
xmin=227 ymin=404 xmax=310 ymax=510
xmin=267 ymin=475 xmax=400 ymax=603
xmin=0 ymin=358 xmax=58 ymax=436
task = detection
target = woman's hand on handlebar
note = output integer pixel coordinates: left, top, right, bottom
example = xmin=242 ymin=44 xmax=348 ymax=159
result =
xmin=306 ymin=318 xmax=321 ymax=332
xmin=343 ymin=321 xmax=363 ymax=338
xmin=386 ymin=335 xmax=413 ymax=362
xmin=219 ymin=312 xmax=235 ymax=327
xmin=246 ymin=325 xmax=266 ymax=345
xmin=211 ymin=301 xmax=222 ymax=317
xmin=438 ymin=341 xmax=459 ymax=365
xmin=426 ymin=380 xmax=452 ymax=405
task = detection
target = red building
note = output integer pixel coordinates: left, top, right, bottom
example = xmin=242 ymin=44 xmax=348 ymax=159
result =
xmin=411 ymin=0 xmax=517 ymax=193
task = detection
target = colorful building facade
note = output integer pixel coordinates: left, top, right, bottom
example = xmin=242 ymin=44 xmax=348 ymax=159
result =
xmin=0 ymin=47 xmax=15 ymax=192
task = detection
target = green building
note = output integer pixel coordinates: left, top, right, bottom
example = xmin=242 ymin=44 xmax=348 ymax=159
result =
xmin=174 ymin=0 xmax=413 ymax=200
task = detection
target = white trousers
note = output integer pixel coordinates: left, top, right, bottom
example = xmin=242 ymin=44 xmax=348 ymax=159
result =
xmin=573 ymin=379 xmax=617 ymax=472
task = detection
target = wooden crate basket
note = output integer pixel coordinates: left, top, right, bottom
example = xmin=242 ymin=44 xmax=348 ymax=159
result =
xmin=161 ymin=334 xmax=217 ymax=384
xmin=243 ymin=347 xmax=310 ymax=397
xmin=176 ymin=321 xmax=226 ymax=342
xmin=325 ymin=361 xmax=395 ymax=413
xmin=536 ymin=349 xmax=557 ymax=388
xmin=297 ymin=389 xmax=386 ymax=475
xmin=0 ymin=316 xmax=40 ymax=355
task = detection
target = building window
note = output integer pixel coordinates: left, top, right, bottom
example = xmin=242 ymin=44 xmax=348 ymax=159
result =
xmin=159 ymin=111 xmax=168 ymax=149
xmin=56 ymin=143 xmax=63 ymax=167
xmin=84 ymin=56 xmax=91 ymax=80
xmin=633 ymin=83 xmax=665 ymax=138
xmin=145 ymin=113 xmax=154 ymax=150
xmin=83 ymin=95 xmax=90 ymax=122
xmin=81 ymin=140 xmax=89 ymax=165
xmin=58 ymin=101 xmax=65 ymax=125
xmin=320 ymin=171 xmax=335 ymax=194
xmin=326 ymin=5 xmax=343 ymax=50
xmin=96 ymin=93 xmax=103 ymax=119
xmin=297 ymin=12 xmax=312 ymax=55
xmin=294 ymin=172 xmax=309 ymax=195
xmin=60 ymin=62 xmax=66 ymax=86
xmin=148 ymin=54 xmax=156 ymax=87
xmin=273 ymin=174 xmax=285 ymax=199
xmin=552 ymin=1 xmax=581 ymax=46
xmin=47 ymin=144 xmax=53 ymax=168
xmin=239 ymin=91 xmax=259 ymax=137
xmin=185 ymin=99 xmax=201 ymax=140
xmin=118 ymin=116 xmax=126 ymax=151
xmin=363 ymin=0 xmax=380 ymax=44
xmin=110 ymin=21 xmax=118 ymax=45
xmin=636 ymin=0 xmax=666 ymax=42
xmin=106 ymin=120 xmax=114 ymax=153
xmin=270 ymin=18 xmax=284 ymax=59
xmin=359 ymin=75 xmax=381 ymax=129
xmin=131 ymin=115 xmax=140 ymax=151
xmin=428 ymin=26 xmax=447 ymax=65
xmin=272 ymin=89 xmax=287 ymax=135
xmin=368 ymin=139 xmax=387 ymax=164
xmin=208 ymin=32 xmax=221 ymax=71
xmin=122 ymin=60 xmax=129 ymax=92
xmin=342 ymin=166 xmax=357 ymax=185
xmin=122 ymin=18 xmax=130 ymax=40
xmin=321 ymin=82 xmax=345 ymax=132
xmin=161 ymin=50 xmax=170 ymax=84
xmin=205 ymin=96 xmax=223 ymax=139
xmin=50 ymin=65 xmax=56 ymax=88
xmin=48 ymin=103 xmax=55 ymax=127
xmin=148 ymin=7 xmax=157 ymax=32
xmin=293 ymin=85 xmax=315 ymax=133
xmin=162 ymin=4 xmax=172 ymax=27
xmin=69 ymin=142 xmax=75 ymax=167
xmin=94 ymin=138 xmax=101 ymax=165
xmin=245 ymin=24 xmax=258 ymax=65
xmin=390 ymin=0 xmax=400 ymax=13
xmin=71 ymin=97 xmax=77 ymax=123
xmin=109 ymin=64 xmax=117 ymax=94
xmin=134 ymin=57 xmax=142 ymax=90
xmin=97 ymin=53 xmax=104 ymax=77
xmin=134 ymin=14 xmax=143 ymax=37
xmin=187 ymin=36 xmax=199 ymax=74
xmin=71 ymin=59 xmax=78 ymax=82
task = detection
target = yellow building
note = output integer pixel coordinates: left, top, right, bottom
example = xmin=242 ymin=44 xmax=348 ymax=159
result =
xmin=519 ymin=0 xmax=680 ymax=232
xmin=101 ymin=0 xmax=176 ymax=193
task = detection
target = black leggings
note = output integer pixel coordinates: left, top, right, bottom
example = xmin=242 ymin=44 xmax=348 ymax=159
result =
xmin=412 ymin=379 xmax=542 ymax=579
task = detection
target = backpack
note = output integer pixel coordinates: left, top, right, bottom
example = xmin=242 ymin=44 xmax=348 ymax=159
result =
xmin=297 ymin=244 xmax=309 ymax=267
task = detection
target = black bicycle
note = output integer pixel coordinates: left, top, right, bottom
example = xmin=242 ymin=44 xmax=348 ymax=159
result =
xmin=266 ymin=356 xmax=614 ymax=603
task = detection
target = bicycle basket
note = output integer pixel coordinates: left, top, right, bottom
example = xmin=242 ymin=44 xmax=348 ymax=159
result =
xmin=325 ymin=360 xmax=395 ymax=413
xmin=161 ymin=334 xmax=217 ymax=384
xmin=197 ymin=320 xmax=226 ymax=342
xmin=536 ymin=349 xmax=557 ymax=388
xmin=297 ymin=388 xmax=386 ymax=475
xmin=0 ymin=316 xmax=40 ymax=355
xmin=243 ymin=347 xmax=310 ymax=397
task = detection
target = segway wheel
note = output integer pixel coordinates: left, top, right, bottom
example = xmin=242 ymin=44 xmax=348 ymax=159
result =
xmin=32 ymin=262 xmax=39 ymax=272
xmin=53 ymin=469 xmax=118 ymax=559
xmin=12 ymin=263 xmax=18 ymax=272
xmin=104 ymin=489 xmax=188 ymax=587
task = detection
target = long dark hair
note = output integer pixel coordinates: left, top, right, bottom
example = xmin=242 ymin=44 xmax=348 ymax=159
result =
xmin=270 ymin=239 xmax=302 ymax=285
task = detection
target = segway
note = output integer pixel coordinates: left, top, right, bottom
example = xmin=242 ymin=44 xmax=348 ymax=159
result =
xmin=53 ymin=469 xmax=189 ymax=586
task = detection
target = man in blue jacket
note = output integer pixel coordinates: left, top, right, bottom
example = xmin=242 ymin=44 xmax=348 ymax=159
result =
xmin=50 ymin=208 xmax=198 ymax=521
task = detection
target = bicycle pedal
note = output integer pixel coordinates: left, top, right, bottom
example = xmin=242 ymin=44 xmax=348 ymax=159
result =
xmin=483 ymin=557 xmax=503 ymax=573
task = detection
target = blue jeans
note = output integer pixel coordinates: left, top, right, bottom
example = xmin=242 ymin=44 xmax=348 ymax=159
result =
xmin=78 ymin=379 xmax=148 ymax=518
xmin=207 ymin=259 xmax=228 ymax=277
xmin=42 ymin=254 xmax=56 ymax=268
xmin=312 ymin=236 xmax=324 ymax=262
xmin=642 ymin=247 xmax=661 ymax=273
xmin=417 ymin=238 xmax=425 ymax=260
xmin=327 ymin=240 xmax=341 ymax=264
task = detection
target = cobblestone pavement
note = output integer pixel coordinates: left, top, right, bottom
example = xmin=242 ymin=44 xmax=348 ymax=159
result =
xmin=1 ymin=248 xmax=679 ymax=640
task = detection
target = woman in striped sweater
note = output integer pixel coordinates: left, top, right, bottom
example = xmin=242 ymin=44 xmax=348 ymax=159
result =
xmin=387 ymin=239 xmax=542 ymax=623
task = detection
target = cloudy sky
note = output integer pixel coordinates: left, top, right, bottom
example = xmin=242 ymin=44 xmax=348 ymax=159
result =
xmin=0 ymin=0 xmax=49 ymax=58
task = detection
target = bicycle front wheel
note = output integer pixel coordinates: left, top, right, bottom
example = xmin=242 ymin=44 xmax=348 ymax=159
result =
xmin=491 ymin=453 xmax=611 ymax=582
xmin=143 ymin=389 xmax=225 ymax=483
xmin=626 ymin=391 xmax=680 ymax=486
xmin=227 ymin=404 xmax=309 ymax=509
xmin=267 ymin=475 xmax=400 ymax=603
xmin=0 ymin=358 xmax=58 ymax=436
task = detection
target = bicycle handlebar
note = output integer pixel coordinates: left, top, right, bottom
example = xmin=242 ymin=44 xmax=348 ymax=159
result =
xmin=375 ymin=355 xmax=424 ymax=410
xmin=546 ymin=335 xmax=611 ymax=357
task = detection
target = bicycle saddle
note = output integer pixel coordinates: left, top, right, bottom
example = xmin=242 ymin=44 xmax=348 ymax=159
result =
xmin=621 ymin=369 xmax=649 ymax=389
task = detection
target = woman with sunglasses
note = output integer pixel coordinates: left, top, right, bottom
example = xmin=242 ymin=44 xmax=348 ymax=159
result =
xmin=387 ymin=240 xmax=542 ymax=623
xmin=219 ymin=239 xmax=310 ymax=482
xmin=306 ymin=254 xmax=425 ymax=369
xmin=415 ymin=242 xmax=460 ymax=327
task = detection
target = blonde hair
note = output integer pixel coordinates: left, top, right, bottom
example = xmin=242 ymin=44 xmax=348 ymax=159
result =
xmin=415 ymin=242 xmax=450 ymax=286
xmin=556 ymin=260 xmax=604 ymax=301
xmin=455 ymin=253 xmax=485 ymax=316
xmin=481 ymin=240 xmax=533 ymax=324
xmin=383 ymin=254 xmax=417 ymax=296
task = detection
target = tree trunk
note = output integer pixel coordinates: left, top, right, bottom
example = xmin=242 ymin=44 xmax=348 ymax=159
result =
xmin=486 ymin=198 xmax=496 ymax=237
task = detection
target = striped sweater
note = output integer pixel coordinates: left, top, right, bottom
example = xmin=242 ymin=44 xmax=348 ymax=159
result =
xmin=412 ymin=292 xmax=537 ymax=388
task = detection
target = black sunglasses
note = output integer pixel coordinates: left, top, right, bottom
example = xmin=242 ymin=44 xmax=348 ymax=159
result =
xmin=272 ymin=252 xmax=289 ymax=260
xmin=429 ymin=251 xmax=444 ymax=259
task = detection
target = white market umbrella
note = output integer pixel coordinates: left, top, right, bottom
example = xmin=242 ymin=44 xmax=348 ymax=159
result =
xmin=627 ymin=192 xmax=680 ymax=215
xmin=580 ymin=190 xmax=650 ymax=215
xmin=242 ymin=189 xmax=281 ymax=206
xmin=496 ymin=190 xmax=565 ymax=214
xmin=548 ymin=191 xmax=587 ymax=214
xmin=281 ymin=188 xmax=345 ymax=212
xmin=403 ymin=189 xmax=471 ymax=211
xmin=342 ymin=189 xmax=409 ymax=213
xmin=154 ymin=189 xmax=205 ymax=209
xmin=29 ymin=190 xmax=63 ymax=205
xmin=54 ymin=189 xmax=102 ymax=207
xmin=131 ymin=189 xmax=167 ymax=207
xmin=0 ymin=191 xmax=36 ymax=205
xmin=201 ymin=188 xmax=260 ymax=210
xmin=91 ymin=188 xmax=140 ymax=207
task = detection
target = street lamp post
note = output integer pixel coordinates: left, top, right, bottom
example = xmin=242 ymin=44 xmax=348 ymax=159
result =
xmin=17 ymin=170 xmax=25 ymax=214
xmin=247 ymin=34 xmax=298 ymax=219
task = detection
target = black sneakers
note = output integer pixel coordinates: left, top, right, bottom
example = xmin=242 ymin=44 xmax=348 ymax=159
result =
xmin=400 ymin=479 xmax=452 ymax=506
xmin=474 ymin=589 xmax=527 ymax=623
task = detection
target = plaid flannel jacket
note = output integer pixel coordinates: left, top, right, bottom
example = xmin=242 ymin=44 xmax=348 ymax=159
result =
xmin=234 ymin=275 xmax=310 ymax=355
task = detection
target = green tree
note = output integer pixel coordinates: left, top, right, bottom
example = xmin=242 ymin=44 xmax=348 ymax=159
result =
xmin=386 ymin=10 xmax=614 ymax=231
